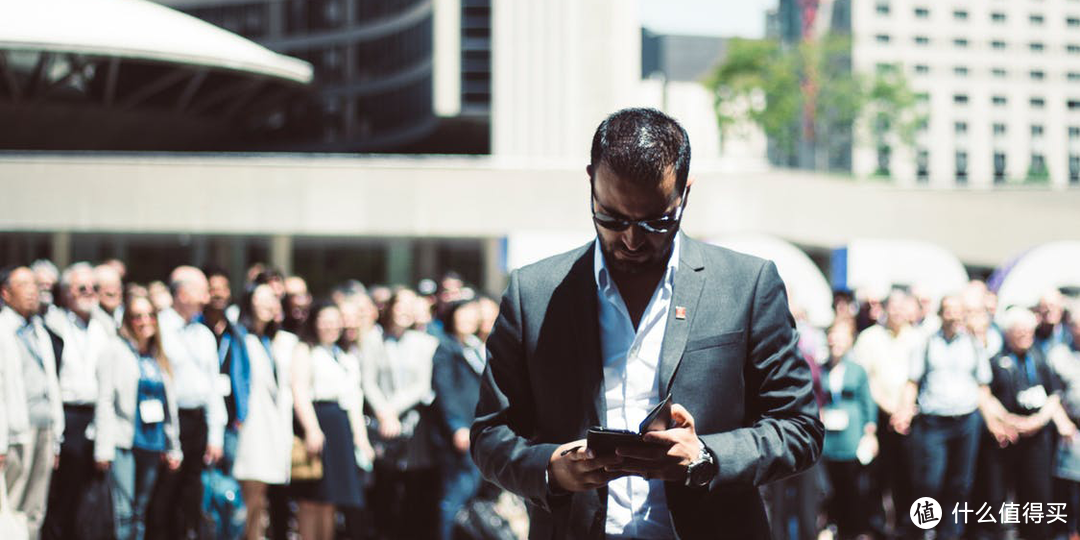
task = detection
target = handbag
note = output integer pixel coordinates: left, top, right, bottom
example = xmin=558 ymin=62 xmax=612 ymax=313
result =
xmin=291 ymin=436 xmax=323 ymax=481
xmin=0 ymin=476 xmax=28 ymax=540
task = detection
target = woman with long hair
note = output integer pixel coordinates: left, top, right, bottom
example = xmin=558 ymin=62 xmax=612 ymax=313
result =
xmin=290 ymin=301 xmax=373 ymax=540
xmin=232 ymin=284 xmax=297 ymax=539
xmin=94 ymin=292 xmax=182 ymax=540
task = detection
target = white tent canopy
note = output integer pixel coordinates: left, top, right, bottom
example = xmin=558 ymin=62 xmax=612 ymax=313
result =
xmin=836 ymin=238 xmax=970 ymax=307
xmin=709 ymin=233 xmax=835 ymax=328
xmin=0 ymin=0 xmax=312 ymax=83
xmin=994 ymin=241 xmax=1080 ymax=312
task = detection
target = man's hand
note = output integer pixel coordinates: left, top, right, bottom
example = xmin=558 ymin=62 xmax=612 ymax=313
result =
xmin=305 ymin=429 xmax=325 ymax=457
xmin=165 ymin=455 xmax=182 ymax=471
xmin=54 ymin=452 xmax=61 ymax=470
xmin=1012 ymin=413 xmax=1049 ymax=438
xmin=95 ymin=460 xmax=111 ymax=472
xmin=204 ymin=445 xmax=223 ymax=465
xmin=609 ymin=404 xmax=700 ymax=482
xmin=377 ymin=412 xmax=402 ymax=439
xmin=453 ymin=428 xmax=470 ymax=454
xmin=890 ymin=408 xmax=916 ymax=436
xmin=985 ymin=416 xmax=1019 ymax=448
xmin=548 ymin=440 xmax=623 ymax=492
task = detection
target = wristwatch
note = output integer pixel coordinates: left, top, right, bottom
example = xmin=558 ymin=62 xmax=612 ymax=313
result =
xmin=685 ymin=439 xmax=717 ymax=489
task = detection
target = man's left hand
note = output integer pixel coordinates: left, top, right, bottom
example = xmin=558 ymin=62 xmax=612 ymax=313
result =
xmin=204 ymin=445 xmax=223 ymax=465
xmin=606 ymin=404 xmax=701 ymax=482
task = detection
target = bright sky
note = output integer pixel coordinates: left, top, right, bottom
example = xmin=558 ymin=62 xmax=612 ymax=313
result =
xmin=639 ymin=0 xmax=778 ymax=38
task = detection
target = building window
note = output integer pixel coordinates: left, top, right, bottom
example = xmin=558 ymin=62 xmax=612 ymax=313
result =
xmin=915 ymin=64 xmax=930 ymax=74
xmin=955 ymin=121 xmax=969 ymax=134
xmin=915 ymin=36 xmax=930 ymax=45
xmin=954 ymin=38 xmax=969 ymax=48
xmin=1070 ymin=126 xmax=1080 ymax=139
xmin=1031 ymin=153 xmax=1048 ymax=178
xmin=956 ymin=150 xmax=969 ymax=184
xmin=917 ymin=149 xmax=929 ymax=182
xmin=1071 ymin=154 xmax=1080 ymax=184
xmin=1069 ymin=16 xmax=1080 ymax=27
xmin=1031 ymin=97 xmax=1046 ymax=108
xmin=991 ymin=40 xmax=1007 ymax=50
xmin=1070 ymin=44 xmax=1080 ymax=54
xmin=991 ymin=12 xmax=1007 ymax=23
xmin=992 ymin=68 xmax=1008 ymax=78
xmin=1031 ymin=70 xmax=1046 ymax=81
xmin=876 ymin=145 xmax=891 ymax=176
xmin=876 ymin=34 xmax=891 ymax=44
xmin=1070 ymin=99 xmax=1080 ymax=110
xmin=876 ymin=63 xmax=898 ymax=75
xmin=877 ymin=3 xmax=890 ymax=15
xmin=994 ymin=152 xmax=1007 ymax=183
xmin=1069 ymin=72 xmax=1080 ymax=82
xmin=994 ymin=123 xmax=1008 ymax=136
xmin=992 ymin=95 xmax=1008 ymax=106
xmin=1031 ymin=42 xmax=1046 ymax=52
xmin=954 ymin=10 xmax=969 ymax=20
xmin=915 ymin=7 xmax=930 ymax=18
xmin=954 ymin=66 xmax=969 ymax=77
xmin=955 ymin=94 xmax=969 ymax=104
xmin=1031 ymin=14 xmax=1046 ymax=25
xmin=916 ymin=92 xmax=930 ymax=103
xmin=1032 ymin=124 xmax=1045 ymax=137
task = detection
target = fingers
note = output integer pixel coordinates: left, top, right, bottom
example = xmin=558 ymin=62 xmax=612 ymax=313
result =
xmin=615 ymin=444 xmax=674 ymax=461
xmin=670 ymin=404 xmax=695 ymax=430
xmin=642 ymin=427 xmax=693 ymax=445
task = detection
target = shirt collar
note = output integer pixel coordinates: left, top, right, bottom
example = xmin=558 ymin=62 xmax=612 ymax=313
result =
xmin=593 ymin=232 xmax=681 ymax=295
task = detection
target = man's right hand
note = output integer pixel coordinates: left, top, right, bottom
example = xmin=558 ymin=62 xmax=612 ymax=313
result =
xmin=377 ymin=413 xmax=402 ymax=439
xmin=548 ymin=439 xmax=623 ymax=493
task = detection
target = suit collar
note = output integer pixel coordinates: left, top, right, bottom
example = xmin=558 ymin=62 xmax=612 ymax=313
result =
xmin=659 ymin=233 xmax=707 ymax=398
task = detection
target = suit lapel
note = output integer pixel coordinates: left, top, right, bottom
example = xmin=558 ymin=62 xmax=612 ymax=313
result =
xmin=659 ymin=234 xmax=706 ymax=399
xmin=569 ymin=241 xmax=605 ymax=428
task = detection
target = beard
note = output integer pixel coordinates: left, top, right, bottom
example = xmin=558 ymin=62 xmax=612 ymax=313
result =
xmin=597 ymin=233 xmax=675 ymax=275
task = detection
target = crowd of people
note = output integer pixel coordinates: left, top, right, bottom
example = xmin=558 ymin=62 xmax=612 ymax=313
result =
xmin=3 ymin=255 xmax=1080 ymax=540
xmin=0 ymin=258 xmax=506 ymax=540
xmin=769 ymin=281 xmax=1080 ymax=540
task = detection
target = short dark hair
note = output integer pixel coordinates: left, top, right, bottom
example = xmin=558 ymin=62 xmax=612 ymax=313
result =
xmin=589 ymin=108 xmax=691 ymax=193
xmin=202 ymin=264 xmax=229 ymax=282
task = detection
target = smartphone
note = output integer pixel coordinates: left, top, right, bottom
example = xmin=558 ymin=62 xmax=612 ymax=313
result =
xmin=586 ymin=393 xmax=673 ymax=457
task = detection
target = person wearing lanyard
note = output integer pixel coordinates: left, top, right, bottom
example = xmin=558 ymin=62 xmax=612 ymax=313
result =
xmin=148 ymin=266 xmax=226 ymax=540
xmin=819 ymin=319 xmax=877 ymax=540
xmin=41 ymin=262 xmax=113 ymax=540
xmin=233 ymin=284 xmax=297 ymax=540
xmin=290 ymin=301 xmax=373 ymax=540
xmin=94 ymin=293 xmax=182 ymax=540
xmin=0 ymin=266 xmax=65 ymax=540
xmin=974 ymin=307 xmax=1073 ymax=540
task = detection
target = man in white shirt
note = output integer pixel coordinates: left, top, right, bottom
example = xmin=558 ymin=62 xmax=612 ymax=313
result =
xmin=147 ymin=265 xmax=227 ymax=540
xmin=41 ymin=262 xmax=112 ymax=540
xmin=0 ymin=266 xmax=64 ymax=540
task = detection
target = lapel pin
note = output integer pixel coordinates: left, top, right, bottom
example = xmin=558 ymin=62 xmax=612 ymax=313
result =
xmin=675 ymin=306 xmax=687 ymax=320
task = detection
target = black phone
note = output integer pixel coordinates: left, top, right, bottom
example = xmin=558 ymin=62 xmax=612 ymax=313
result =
xmin=586 ymin=393 xmax=673 ymax=457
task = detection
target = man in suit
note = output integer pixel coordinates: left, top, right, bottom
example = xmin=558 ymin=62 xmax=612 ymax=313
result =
xmin=470 ymin=108 xmax=824 ymax=539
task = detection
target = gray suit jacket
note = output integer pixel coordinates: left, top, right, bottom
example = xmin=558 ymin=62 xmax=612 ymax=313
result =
xmin=471 ymin=234 xmax=824 ymax=539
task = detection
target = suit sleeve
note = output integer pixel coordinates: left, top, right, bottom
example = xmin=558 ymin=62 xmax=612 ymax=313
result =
xmin=470 ymin=270 xmax=561 ymax=510
xmin=699 ymin=261 xmax=824 ymax=489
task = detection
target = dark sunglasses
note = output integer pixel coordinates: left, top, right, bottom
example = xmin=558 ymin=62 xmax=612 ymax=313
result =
xmin=591 ymin=183 xmax=689 ymax=234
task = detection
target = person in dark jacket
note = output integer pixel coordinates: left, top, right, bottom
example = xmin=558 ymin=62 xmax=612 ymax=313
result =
xmin=432 ymin=298 xmax=485 ymax=540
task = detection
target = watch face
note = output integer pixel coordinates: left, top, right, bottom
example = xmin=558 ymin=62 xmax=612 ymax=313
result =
xmin=689 ymin=460 xmax=716 ymax=487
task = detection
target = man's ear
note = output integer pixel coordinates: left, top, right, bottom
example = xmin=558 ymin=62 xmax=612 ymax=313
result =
xmin=686 ymin=175 xmax=696 ymax=189
xmin=585 ymin=164 xmax=594 ymax=181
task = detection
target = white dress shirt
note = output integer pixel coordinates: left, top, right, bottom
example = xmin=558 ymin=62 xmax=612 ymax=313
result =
xmin=158 ymin=308 xmax=227 ymax=448
xmin=594 ymin=235 xmax=680 ymax=539
xmin=0 ymin=307 xmax=65 ymax=453
xmin=46 ymin=309 xmax=109 ymax=405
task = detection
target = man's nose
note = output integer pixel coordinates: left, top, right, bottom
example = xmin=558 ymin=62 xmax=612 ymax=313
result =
xmin=623 ymin=225 xmax=647 ymax=250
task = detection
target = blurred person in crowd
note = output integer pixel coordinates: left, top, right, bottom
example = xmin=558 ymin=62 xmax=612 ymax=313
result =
xmin=244 ymin=263 xmax=266 ymax=286
xmin=31 ymin=259 xmax=59 ymax=314
xmin=331 ymin=279 xmax=366 ymax=308
xmin=820 ymin=319 xmax=876 ymax=540
xmin=832 ymin=290 xmax=858 ymax=328
xmin=413 ymin=290 xmax=435 ymax=333
xmin=852 ymin=287 xmax=921 ymax=538
xmin=972 ymin=307 xmax=1072 ymax=540
xmin=148 ymin=281 xmax=173 ymax=312
xmin=234 ymin=284 xmax=296 ymax=540
xmin=476 ymin=293 xmax=499 ymax=343
xmin=1035 ymin=289 xmax=1071 ymax=355
xmin=103 ymin=258 xmax=127 ymax=281
xmin=148 ymin=266 xmax=227 ymax=540
xmin=290 ymin=301 xmax=372 ymax=540
xmin=964 ymin=285 xmax=1004 ymax=358
xmin=361 ymin=288 xmax=441 ymax=539
xmin=126 ymin=282 xmax=148 ymax=299
xmin=41 ymin=263 xmax=113 ymax=540
xmin=431 ymin=298 xmax=485 ymax=540
xmin=283 ymin=275 xmax=313 ymax=336
xmin=94 ymin=263 xmax=124 ymax=332
xmin=1049 ymin=304 xmax=1080 ymax=540
xmin=0 ymin=266 xmax=64 ymax=540
xmin=258 ymin=268 xmax=286 ymax=299
xmin=201 ymin=265 xmax=251 ymax=538
xmin=909 ymin=284 xmax=940 ymax=335
xmin=891 ymin=295 xmax=992 ymax=540
xmin=94 ymin=292 xmax=182 ymax=540
xmin=367 ymin=285 xmax=392 ymax=315
xmin=855 ymin=284 xmax=888 ymax=333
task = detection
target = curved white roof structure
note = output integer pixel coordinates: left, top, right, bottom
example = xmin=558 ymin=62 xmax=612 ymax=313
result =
xmin=0 ymin=0 xmax=311 ymax=83
xmin=836 ymin=239 xmax=970 ymax=306
xmin=709 ymin=234 xmax=835 ymax=328
xmin=993 ymin=241 xmax=1080 ymax=312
